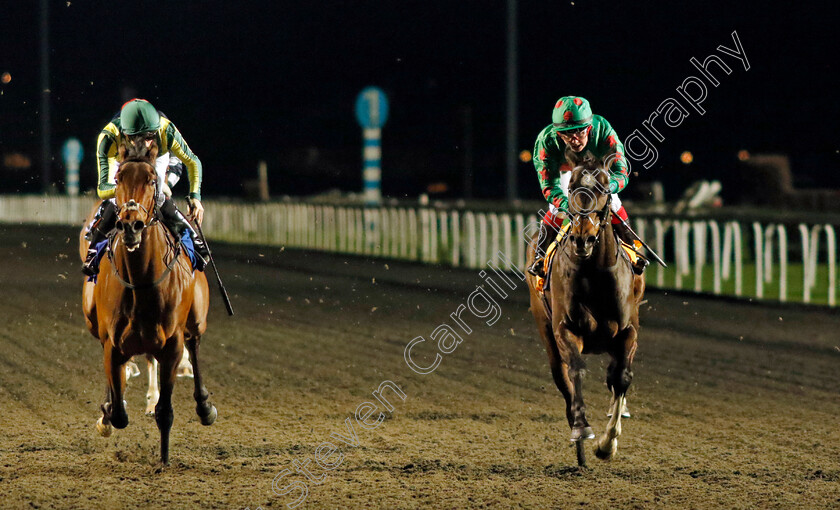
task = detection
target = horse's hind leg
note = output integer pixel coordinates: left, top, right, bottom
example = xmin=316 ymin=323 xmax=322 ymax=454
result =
xmin=145 ymin=354 xmax=159 ymax=416
xmin=606 ymin=360 xmax=631 ymax=419
xmin=186 ymin=335 xmax=217 ymax=426
xmin=596 ymin=326 xmax=638 ymax=461
xmin=176 ymin=349 xmax=194 ymax=378
xmin=154 ymin=337 xmax=182 ymax=465
xmin=96 ymin=385 xmax=113 ymax=437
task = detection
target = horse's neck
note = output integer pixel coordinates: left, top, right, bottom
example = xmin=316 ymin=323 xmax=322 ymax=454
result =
xmin=595 ymin=222 xmax=619 ymax=270
xmin=116 ymin=225 xmax=171 ymax=285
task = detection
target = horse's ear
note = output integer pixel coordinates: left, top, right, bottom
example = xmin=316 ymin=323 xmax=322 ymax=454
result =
xmin=149 ymin=141 xmax=158 ymax=161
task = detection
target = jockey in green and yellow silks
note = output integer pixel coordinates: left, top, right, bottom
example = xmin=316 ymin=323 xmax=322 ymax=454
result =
xmin=95 ymin=99 xmax=203 ymax=203
xmin=82 ymin=99 xmax=210 ymax=276
xmin=529 ymin=96 xmax=647 ymax=276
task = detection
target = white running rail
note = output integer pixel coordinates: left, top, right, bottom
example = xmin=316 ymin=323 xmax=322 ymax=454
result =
xmin=0 ymin=195 xmax=836 ymax=306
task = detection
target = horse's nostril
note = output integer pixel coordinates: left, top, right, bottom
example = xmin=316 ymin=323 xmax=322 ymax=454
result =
xmin=586 ymin=236 xmax=597 ymax=245
xmin=115 ymin=221 xmax=124 ymax=231
xmin=133 ymin=220 xmax=145 ymax=231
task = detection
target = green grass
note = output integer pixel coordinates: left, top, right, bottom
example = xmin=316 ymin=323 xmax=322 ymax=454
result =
xmin=650 ymin=262 xmax=836 ymax=305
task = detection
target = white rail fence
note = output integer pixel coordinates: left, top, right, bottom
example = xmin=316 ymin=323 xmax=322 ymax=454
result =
xmin=1 ymin=195 xmax=837 ymax=306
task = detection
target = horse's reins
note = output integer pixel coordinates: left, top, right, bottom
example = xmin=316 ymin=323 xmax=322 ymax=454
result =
xmin=108 ymin=229 xmax=183 ymax=290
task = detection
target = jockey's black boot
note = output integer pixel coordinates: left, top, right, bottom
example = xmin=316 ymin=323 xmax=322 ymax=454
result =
xmin=159 ymin=197 xmax=209 ymax=271
xmin=82 ymin=200 xmax=117 ymax=277
xmin=612 ymin=220 xmax=636 ymax=247
xmin=632 ymin=256 xmax=650 ymax=275
xmin=612 ymin=221 xmax=648 ymax=275
xmin=527 ymin=222 xmax=557 ymax=277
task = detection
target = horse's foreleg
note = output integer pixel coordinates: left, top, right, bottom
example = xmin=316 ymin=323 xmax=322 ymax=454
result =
xmin=596 ymin=326 xmax=637 ymax=461
xmin=552 ymin=360 xmax=591 ymax=468
xmin=103 ymin=342 xmax=129 ymax=430
xmin=567 ymin=352 xmax=593 ymax=443
xmin=556 ymin=327 xmax=592 ymax=444
xmin=154 ymin=338 xmax=182 ymax=465
xmin=186 ymin=336 xmax=217 ymax=426
xmin=538 ymin=321 xmax=575 ymax=430
xmin=145 ymin=354 xmax=159 ymax=416
xmin=553 ymin=325 xmax=593 ymax=467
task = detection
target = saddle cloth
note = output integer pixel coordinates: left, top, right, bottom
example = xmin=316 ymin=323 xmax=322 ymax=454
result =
xmin=86 ymin=229 xmax=200 ymax=283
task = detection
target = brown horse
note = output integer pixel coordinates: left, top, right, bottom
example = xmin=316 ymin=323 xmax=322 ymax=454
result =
xmin=526 ymin=160 xmax=645 ymax=467
xmin=81 ymin=203 xmax=194 ymax=416
xmin=83 ymin=139 xmax=216 ymax=464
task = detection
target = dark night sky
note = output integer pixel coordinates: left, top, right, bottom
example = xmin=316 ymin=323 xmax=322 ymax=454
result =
xmin=1 ymin=1 xmax=838 ymax=200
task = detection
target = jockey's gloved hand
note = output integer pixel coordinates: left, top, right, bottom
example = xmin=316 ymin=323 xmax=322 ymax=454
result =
xmin=554 ymin=196 xmax=569 ymax=215
xmin=188 ymin=197 xmax=204 ymax=226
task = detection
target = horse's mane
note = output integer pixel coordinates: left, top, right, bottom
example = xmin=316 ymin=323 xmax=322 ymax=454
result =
xmin=118 ymin=138 xmax=158 ymax=165
xmin=567 ymin=155 xmax=610 ymax=215
xmin=116 ymin=140 xmax=158 ymax=182
xmin=569 ymin=156 xmax=609 ymax=190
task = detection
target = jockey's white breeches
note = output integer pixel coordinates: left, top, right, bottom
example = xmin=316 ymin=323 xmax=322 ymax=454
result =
xmin=111 ymin=153 xmax=170 ymax=206
xmin=548 ymin=172 xmax=622 ymax=216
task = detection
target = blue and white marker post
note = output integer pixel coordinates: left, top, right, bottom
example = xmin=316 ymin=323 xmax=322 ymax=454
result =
xmin=355 ymin=87 xmax=389 ymax=251
xmin=62 ymin=137 xmax=83 ymax=196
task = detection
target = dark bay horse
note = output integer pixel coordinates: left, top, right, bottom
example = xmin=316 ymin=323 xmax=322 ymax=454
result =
xmin=83 ymin=140 xmax=216 ymax=464
xmin=526 ymin=160 xmax=645 ymax=467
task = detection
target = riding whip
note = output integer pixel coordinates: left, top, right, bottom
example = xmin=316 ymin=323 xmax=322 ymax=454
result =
xmin=193 ymin=219 xmax=235 ymax=316
xmin=615 ymin=215 xmax=667 ymax=268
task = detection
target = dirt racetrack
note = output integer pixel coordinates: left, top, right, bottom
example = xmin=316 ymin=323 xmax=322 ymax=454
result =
xmin=1 ymin=225 xmax=838 ymax=509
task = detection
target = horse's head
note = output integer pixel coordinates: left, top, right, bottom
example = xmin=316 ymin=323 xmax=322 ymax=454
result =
xmin=566 ymin=158 xmax=611 ymax=258
xmin=114 ymin=140 xmax=158 ymax=251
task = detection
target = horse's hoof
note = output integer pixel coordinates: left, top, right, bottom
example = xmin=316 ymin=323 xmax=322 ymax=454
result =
xmin=96 ymin=417 xmax=113 ymax=437
xmin=198 ymin=405 xmax=217 ymax=426
xmin=176 ymin=366 xmax=194 ymax=379
xmin=124 ymin=361 xmax=141 ymax=381
xmin=607 ymin=411 xmax=631 ymax=418
xmin=176 ymin=356 xmax=194 ymax=379
xmin=595 ymin=438 xmax=618 ymax=460
xmin=570 ymin=426 xmax=595 ymax=442
xmin=111 ymin=410 xmax=129 ymax=429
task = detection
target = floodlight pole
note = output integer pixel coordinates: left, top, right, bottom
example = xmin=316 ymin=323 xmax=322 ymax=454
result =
xmin=505 ymin=0 xmax=518 ymax=201
xmin=40 ymin=0 xmax=51 ymax=192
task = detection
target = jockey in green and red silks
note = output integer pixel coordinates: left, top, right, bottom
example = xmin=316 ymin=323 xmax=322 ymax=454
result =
xmin=528 ymin=96 xmax=645 ymax=276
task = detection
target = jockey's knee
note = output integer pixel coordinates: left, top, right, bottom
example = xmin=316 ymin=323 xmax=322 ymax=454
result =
xmin=95 ymin=200 xmax=118 ymax=233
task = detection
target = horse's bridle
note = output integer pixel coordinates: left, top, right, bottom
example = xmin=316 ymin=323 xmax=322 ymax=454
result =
xmin=562 ymin=193 xmax=612 ymax=252
xmin=113 ymin=175 xmax=162 ymax=232
xmin=109 ymin=174 xmax=182 ymax=289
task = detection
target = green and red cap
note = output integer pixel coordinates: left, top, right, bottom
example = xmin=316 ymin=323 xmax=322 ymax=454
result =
xmin=551 ymin=96 xmax=592 ymax=131
xmin=120 ymin=98 xmax=161 ymax=135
